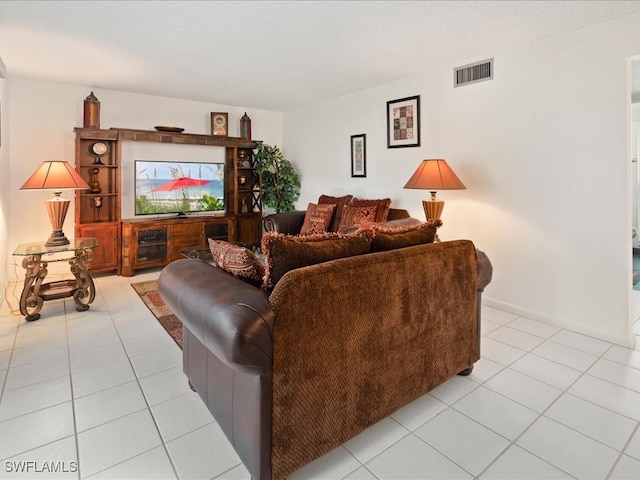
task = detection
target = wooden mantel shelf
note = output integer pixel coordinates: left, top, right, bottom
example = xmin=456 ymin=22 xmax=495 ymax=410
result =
xmin=74 ymin=127 xmax=258 ymax=148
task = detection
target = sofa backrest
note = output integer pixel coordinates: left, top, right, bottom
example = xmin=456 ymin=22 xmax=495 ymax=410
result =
xmin=267 ymin=239 xmax=479 ymax=479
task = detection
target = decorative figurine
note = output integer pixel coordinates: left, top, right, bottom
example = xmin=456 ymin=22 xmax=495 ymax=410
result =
xmin=238 ymin=150 xmax=251 ymax=167
xmin=89 ymin=168 xmax=102 ymax=193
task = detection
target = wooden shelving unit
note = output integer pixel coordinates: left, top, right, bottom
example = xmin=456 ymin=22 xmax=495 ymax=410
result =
xmin=74 ymin=129 xmax=121 ymax=273
xmin=74 ymin=127 xmax=263 ymax=275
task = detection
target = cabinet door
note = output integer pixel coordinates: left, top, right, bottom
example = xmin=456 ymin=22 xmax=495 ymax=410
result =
xmin=236 ymin=215 xmax=262 ymax=248
xmin=204 ymin=219 xmax=233 ymax=242
xmin=134 ymin=226 xmax=171 ymax=266
xmin=78 ymin=223 xmax=120 ymax=272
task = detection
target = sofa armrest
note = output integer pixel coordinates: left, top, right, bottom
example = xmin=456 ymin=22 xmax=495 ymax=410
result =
xmin=158 ymin=259 xmax=274 ymax=373
xmin=473 ymin=249 xmax=493 ymax=360
xmin=476 ymin=250 xmax=493 ymax=292
xmin=386 ymin=208 xmax=410 ymax=220
xmin=263 ymin=210 xmax=306 ymax=234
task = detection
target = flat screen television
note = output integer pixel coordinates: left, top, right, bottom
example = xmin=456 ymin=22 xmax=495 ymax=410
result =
xmin=134 ymin=160 xmax=225 ymax=216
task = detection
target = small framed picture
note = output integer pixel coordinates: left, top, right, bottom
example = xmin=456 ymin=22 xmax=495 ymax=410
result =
xmin=387 ymin=95 xmax=420 ymax=148
xmin=210 ymin=112 xmax=228 ymax=136
xmin=351 ymin=133 xmax=366 ymax=177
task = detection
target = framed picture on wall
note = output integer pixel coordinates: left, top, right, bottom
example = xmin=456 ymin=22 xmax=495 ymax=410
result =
xmin=351 ymin=133 xmax=366 ymax=177
xmin=387 ymin=95 xmax=420 ymax=148
xmin=210 ymin=112 xmax=229 ymax=136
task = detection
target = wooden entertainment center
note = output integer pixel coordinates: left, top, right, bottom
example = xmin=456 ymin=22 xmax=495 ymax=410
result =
xmin=74 ymin=127 xmax=262 ymax=276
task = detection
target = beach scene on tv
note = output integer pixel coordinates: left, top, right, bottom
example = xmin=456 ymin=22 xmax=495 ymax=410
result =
xmin=135 ymin=160 xmax=225 ymax=215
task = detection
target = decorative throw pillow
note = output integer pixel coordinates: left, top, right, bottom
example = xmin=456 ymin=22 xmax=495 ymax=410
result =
xmin=261 ymin=231 xmax=373 ymax=291
xmin=369 ymin=219 xmax=443 ymax=252
xmin=208 ymin=239 xmax=265 ymax=287
xmin=300 ymin=203 xmax=336 ymax=235
xmin=351 ymin=197 xmax=392 ymax=223
xmin=318 ymin=194 xmax=353 ymax=232
xmin=338 ymin=205 xmax=378 ymax=231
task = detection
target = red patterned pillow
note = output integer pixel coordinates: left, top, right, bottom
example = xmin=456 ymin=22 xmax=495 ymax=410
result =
xmin=300 ymin=203 xmax=336 ymax=235
xmin=261 ymin=230 xmax=373 ymax=291
xmin=208 ymin=239 xmax=265 ymax=287
xmin=351 ymin=197 xmax=392 ymax=223
xmin=318 ymin=194 xmax=353 ymax=232
xmin=338 ymin=205 xmax=378 ymax=231
xmin=369 ymin=220 xmax=443 ymax=252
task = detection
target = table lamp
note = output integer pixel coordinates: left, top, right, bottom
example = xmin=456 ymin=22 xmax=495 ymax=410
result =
xmin=20 ymin=161 xmax=90 ymax=246
xmin=403 ymin=159 xmax=466 ymax=220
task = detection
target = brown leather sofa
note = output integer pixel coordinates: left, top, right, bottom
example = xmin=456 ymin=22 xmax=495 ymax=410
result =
xmin=158 ymin=236 xmax=492 ymax=480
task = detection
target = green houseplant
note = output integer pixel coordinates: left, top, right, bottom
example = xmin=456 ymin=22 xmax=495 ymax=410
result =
xmin=254 ymin=143 xmax=301 ymax=213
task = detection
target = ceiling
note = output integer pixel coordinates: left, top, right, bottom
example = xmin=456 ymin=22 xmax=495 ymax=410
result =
xmin=2 ymin=1 xmax=640 ymax=112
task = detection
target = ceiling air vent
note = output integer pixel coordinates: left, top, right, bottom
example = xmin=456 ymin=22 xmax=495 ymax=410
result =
xmin=454 ymin=58 xmax=493 ymax=87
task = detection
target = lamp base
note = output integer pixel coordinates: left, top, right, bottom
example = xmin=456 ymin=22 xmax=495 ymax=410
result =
xmin=422 ymin=191 xmax=444 ymax=220
xmin=45 ymin=231 xmax=71 ymax=247
xmin=45 ymin=194 xmax=71 ymax=247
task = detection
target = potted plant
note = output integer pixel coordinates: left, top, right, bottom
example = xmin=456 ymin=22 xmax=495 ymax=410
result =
xmin=254 ymin=143 xmax=301 ymax=213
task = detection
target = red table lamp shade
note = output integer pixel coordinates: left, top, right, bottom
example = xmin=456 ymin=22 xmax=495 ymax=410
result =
xmin=20 ymin=161 xmax=90 ymax=246
xmin=403 ymin=159 xmax=466 ymax=220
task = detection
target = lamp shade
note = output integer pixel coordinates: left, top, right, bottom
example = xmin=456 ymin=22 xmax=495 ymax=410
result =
xmin=21 ymin=161 xmax=89 ymax=247
xmin=404 ymin=159 xmax=466 ymax=221
xmin=20 ymin=161 xmax=89 ymax=191
xmin=403 ymin=159 xmax=466 ymax=191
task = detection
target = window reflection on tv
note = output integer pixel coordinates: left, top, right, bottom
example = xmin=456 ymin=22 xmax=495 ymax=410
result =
xmin=134 ymin=160 xmax=225 ymax=216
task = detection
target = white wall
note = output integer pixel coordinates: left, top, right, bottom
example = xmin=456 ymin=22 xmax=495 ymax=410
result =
xmin=0 ymin=58 xmax=8 ymax=290
xmin=5 ymin=79 xmax=283 ymax=276
xmin=283 ymin=14 xmax=640 ymax=346
xmin=5 ymin=14 xmax=639 ymax=345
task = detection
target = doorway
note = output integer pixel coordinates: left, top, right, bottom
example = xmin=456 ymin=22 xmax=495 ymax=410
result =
xmin=631 ymin=58 xmax=640 ymax=291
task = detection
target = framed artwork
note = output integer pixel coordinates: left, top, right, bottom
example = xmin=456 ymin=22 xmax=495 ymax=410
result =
xmin=351 ymin=133 xmax=366 ymax=177
xmin=210 ymin=112 xmax=229 ymax=136
xmin=387 ymin=95 xmax=420 ymax=148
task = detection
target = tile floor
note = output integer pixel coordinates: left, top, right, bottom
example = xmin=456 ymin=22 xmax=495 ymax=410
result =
xmin=2 ymin=268 xmax=640 ymax=479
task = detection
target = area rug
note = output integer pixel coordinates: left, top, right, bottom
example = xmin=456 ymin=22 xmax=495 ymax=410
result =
xmin=131 ymin=280 xmax=182 ymax=349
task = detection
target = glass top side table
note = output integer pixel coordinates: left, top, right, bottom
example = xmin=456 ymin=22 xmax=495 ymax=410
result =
xmin=178 ymin=246 xmax=213 ymax=261
xmin=13 ymin=237 xmax=98 ymax=321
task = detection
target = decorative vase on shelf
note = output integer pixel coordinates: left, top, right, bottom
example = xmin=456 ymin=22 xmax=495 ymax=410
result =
xmin=83 ymin=91 xmax=100 ymax=128
xmin=93 ymin=196 xmax=103 ymax=222
xmin=240 ymin=112 xmax=252 ymax=139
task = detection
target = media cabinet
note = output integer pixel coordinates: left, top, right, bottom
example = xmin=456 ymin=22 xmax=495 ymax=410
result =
xmin=120 ymin=215 xmax=234 ymax=277
xmin=74 ymin=127 xmax=262 ymax=276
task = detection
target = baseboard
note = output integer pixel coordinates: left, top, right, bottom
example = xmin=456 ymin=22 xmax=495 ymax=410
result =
xmin=482 ymin=297 xmax=636 ymax=348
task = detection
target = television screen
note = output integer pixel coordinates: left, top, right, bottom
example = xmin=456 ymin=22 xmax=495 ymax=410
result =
xmin=134 ymin=160 xmax=225 ymax=216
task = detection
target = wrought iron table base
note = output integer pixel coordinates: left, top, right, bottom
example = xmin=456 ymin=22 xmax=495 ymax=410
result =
xmin=18 ymin=246 xmax=96 ymax=321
